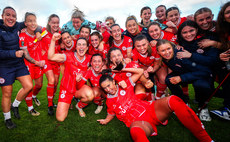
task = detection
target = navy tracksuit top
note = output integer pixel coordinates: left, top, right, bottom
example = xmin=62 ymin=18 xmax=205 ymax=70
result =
xmin=0 ymin=19 xmax=25 ymax=67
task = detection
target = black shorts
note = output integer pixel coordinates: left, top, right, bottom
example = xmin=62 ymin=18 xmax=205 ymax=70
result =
xmin=0 ymin=64 xmax=29 ymax=86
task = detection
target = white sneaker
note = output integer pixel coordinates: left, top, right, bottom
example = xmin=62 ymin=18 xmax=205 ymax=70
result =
xmin=210 ymin=107 xmax=230 ymax=120
xmin=199 ymin=108 xmax=212 ymax=121
xmin=95 ymin=105 xmax=103 ymax=114
xmin=75 ymin=104 xmax=86 ymax=117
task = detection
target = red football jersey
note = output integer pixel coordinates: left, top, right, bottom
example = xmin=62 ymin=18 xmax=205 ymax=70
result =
xmin=106 ymin=78 xmax=151 ymax=127
xmin=61 ymin=52 xmax=91 ymax=93
xmin=88 ymin=43 xmax=109 ymax=59
xmin=59 ymin=40 xmax=77 ymax=53
xmin=163 ymin=17 xmax=187 ymax=29
xmin=19 ymin=31 xmax=43 ymax=66
xmin=159 ymin=30 xmax=177 ymax=44
xmin=84 ymin=69 xmax=102 ymax=87
xmin=112 ymin=35 xmax=133 ymax=58
xmin=41 ymin=28 xmax=61 ymax=64
xmin=132 ymin=47 xmax=160 ymax=68
xmin=111 ymin=61 xmax=139 ymax=83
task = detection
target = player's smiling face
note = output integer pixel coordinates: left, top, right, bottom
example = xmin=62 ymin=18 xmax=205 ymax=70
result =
xmin=148 ymin=24 xmax=161 ymax=39
xmin=195 ymin=12 xmax=213 ymax=31
xmin=25 ymin=15 xmax=37 ymax=32
xmin=167 ymin=9 xmax=180 ymax=25
xmin=49 ymin=17 xmax=60 ymax=33
xmin=91 ymin=55 xmax=103 ymax=72
xmin=156 ymin=6 xmax=166 ymax=21
xmin=111 ymin=25 xmax=122 ymax=41
xmin=110 ymin=49 xmax=123 ymax=65
xmin=62 ymin=32 xmax=73 ymax=48
xmin=157 ymin=42 xmax=174 ymax=60
xmin=2 ymin=8 xmax=17 ymax=27
xmin=181 ymin=26 xmax=198 ymax=42
xmin=141 ymin=9 xmax=152 ymax=23
xmin=135 ymin=39 xmax=149 ymax=55
xmin=72 ymin=17 xmax=83 ymax=31
xmin=101 ymin=79 xmax=117 ymax=95
xmin=91 ymin=35 xmax=100 ymax=48
xmin=76 ymin=39 xmax=88 ymax=57
xmin=126 ymin=19 xmax=138 ymax=35
xmin=79 ymin=27 xmax=90 ymax=39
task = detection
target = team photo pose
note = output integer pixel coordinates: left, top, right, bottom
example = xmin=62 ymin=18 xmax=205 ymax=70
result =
xmin=132 ymin=34 xmax=168 ymax=100
xmin=88 ymin=31 xmax=109 ymax=59
xmin=0 ymin=7 xmax=41 ymax=129
xmin=48 ymin=32 xmax=94 ymax=121
xmin=41 ymin=14 xmax=62 ymax=115
xmin=156 ymin=38 xmax=217 ymax=121
xmin=62 ymin=7 xmax=96 ymax=35
xmin=194 ymin=7 xmax=221 ymax=49
xmin=177 ymin=20 xmax=219 ymax=121
xmin=76 ymin=54 xmax=106 ymax=117
xmin=107 ymin=47 xmax=153 ymax=100
xmin=19 ymin=12 xmax=46 ymax=116
xmin=123 ymin=15 xmax=149 ymax=41
xmin=163 ymin=7 xmax=187 ymax=34
xmin=97 ymin=67 xmax=213 ymax=142
xmin=109 ymin=24 xmax=133 ymax=59
xmin=147 ymin=22 xmax=177 ymax=46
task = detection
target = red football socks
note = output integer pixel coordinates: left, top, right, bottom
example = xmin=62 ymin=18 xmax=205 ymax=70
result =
xmin=168 ymin=96 xmax=212 ymax=142
xmin=130 ymin=127 xmax=149 ymax=142
xmin=47 ymin=83 xmax=55 ymax=107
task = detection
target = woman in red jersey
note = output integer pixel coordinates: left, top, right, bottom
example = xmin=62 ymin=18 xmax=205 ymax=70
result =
xmin=132 ymin=34 xmax=168 ymax=100
xmin=88 ymin=31 xmax=109 ymax=59
xmin=41 ymin=14 xmax=61 ymax=115
xmin=109 ymin=24 xmax=132 ymax=59
xmin=107 ymin=47 xmax=154 ymax=101
xmin=163 ymin=7 xmax=187 ymax=34
xmin=97 ymin=67 xmax=213 ymax=142
xmin=147 ymin=22 xmax=177 ymax=47
xmin=19 ymin=12 xmax=46 ymax=116
xmin=76 ymin=54 xmax=106 ymax=117
xmin=48 ymin=32 xmax=94 ymax=121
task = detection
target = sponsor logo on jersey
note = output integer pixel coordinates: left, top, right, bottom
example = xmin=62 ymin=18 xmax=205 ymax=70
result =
xmin=120 ymin=90 xmax=126 ymax=96
xmin=19 ymin=36 xmax=25 ymax=41
xmin=0 ymin=77 xmax=5 ymax=84
xmin=126 ymin=73 xmax=132 ymax=77
xmin=122 ymin=46 xmax=127 ymax=51
xmin=150 ymin=56 xmax=155 ymax=60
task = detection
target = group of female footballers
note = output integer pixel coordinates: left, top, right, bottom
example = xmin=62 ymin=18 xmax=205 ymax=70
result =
xmin=1 ymin=2 xmax=230 ymax=142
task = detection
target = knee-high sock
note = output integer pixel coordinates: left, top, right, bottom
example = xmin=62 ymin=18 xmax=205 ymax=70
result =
xmin=156 ymin=80 xmax=167 ymax=99
xmin=25 ymin=91 xmax=33 ymax=107
xmin=93 ymin=96 xmax=103 ymax=106
xmin=130 ymin=127 xmax=149 ymax=142
xmin=32 ymin=85 xmax=42 ymax=96
xmin=53 ymin=85 xmax=57 ymax=98
xmin=47 ymin=83 xmax=55 ymax=107
xmin=168 ymin=95 xmax=212 ymax=142
xmin=77 ymin=101 xmax=88 ymax=109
